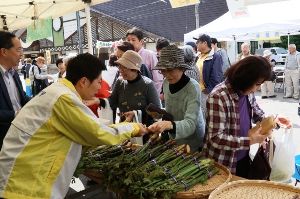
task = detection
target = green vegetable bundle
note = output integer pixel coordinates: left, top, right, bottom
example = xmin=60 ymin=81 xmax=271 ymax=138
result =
xmin=76 ymin=140 xmax=218 ymax=199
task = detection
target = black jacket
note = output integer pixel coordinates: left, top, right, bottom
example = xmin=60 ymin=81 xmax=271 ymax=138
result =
xmin=0 ymin=71 xmax=30 ymax=147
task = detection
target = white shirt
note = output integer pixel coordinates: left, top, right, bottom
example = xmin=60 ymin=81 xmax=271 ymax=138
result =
xmin=0 ymin=64 xmax=21 ymax=113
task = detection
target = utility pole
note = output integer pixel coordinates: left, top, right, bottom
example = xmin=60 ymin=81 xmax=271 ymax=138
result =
xmin=195 ymin=3 xmax=200 ymax=29
xmin=85 ymin=3 xmax=93 ymax=54
xmin=76 ymin=11 xmax=83 ymax=54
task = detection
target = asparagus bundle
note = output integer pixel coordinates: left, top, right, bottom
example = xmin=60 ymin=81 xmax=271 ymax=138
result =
xmin=75 ymin=141 xmax=138 ymax=176
xmin=76 ymin=140 xmax=219 ymax=199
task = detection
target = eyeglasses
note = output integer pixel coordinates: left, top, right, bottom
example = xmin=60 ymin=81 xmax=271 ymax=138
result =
xmin=16 ymin=47 xmax=23 ymax=53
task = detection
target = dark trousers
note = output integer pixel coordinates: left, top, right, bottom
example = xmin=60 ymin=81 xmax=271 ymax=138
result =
xmin=236 ymin=155 xmax=251 ymax=178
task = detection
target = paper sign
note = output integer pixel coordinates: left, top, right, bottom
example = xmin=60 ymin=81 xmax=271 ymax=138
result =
xmin=226 ymin=0 xmax=249 ymax=18
xmin=169 ymin=0 xmax=200 ymax=9
xmin=244 ymin=0 xmax=288 ymax=6
xmin=96 ymin=41 xmax=113 ymax=48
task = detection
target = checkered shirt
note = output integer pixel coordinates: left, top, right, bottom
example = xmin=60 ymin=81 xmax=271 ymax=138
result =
xmin=202 ymin=81 xmax=264 ymax=174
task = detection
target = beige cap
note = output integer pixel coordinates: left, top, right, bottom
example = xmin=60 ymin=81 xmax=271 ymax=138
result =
xmin=263 ymin=49 xmax=272 ymax=57
xmin=115 ymin=50 xmax=142 ymax=71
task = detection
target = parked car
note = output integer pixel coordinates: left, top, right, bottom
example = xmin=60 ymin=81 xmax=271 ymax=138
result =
xmin=255 ymin=47 xmax=287 ymax=65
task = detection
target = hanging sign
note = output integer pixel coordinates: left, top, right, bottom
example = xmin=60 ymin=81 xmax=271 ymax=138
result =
xmin=96 ymin=41 xmax=113 ymax=48
xmin=169 ymin=0 xmax=200 ymax=9
xmin=226 ymin=0 xmax=249 ymax=18
xmin=244 ymin=0 xmax=288 ymax=6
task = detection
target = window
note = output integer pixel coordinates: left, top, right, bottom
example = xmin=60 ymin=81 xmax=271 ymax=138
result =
xmin=250 ymin=41 xmax=258 ymax=55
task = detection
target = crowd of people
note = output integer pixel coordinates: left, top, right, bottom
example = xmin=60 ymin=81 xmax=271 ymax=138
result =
xmin=0 ymin=28 xmax=294 ymax=198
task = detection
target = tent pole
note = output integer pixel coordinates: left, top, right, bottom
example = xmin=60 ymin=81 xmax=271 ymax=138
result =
xmin=85 ymin=3 xmax=93 ymax=54
xmin=233 ymin=35 xmax=237 ymax=62
xmin=76 ymin=11 xmax=83 ymax=54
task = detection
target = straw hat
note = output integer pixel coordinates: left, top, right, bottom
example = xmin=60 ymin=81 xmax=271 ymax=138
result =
xmin=263 ymin=49 xmax=272 ymax=57
xmin=115 ymin=50 xmax=142 ymax=71
xmin=154 ymin=45 xmax=190 ymax=70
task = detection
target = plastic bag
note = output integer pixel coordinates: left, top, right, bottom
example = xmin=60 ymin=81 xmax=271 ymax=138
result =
xmin=97 ymin=98 xmax=113 ymax=125
xmin=270 ymin=128 xmax=296 ymax=182
xmin=130 ymin=110 xmax=143 ymax=145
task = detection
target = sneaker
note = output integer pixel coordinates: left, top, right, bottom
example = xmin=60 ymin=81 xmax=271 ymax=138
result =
xmin=283 ymin=96 xmax=292 ymax=98
xmin=268 ymin=95 xmax=277 ymax=98
xmin=293 ymin=97 xmax=299 ymax=100
xmin=261 ymin=96 xmax=268 ymax=99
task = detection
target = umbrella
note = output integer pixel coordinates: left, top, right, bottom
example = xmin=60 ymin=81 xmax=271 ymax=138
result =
xmin=0 ymin=0 xmax=109 ymax=31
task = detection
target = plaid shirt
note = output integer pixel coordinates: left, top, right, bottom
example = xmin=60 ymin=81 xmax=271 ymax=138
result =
xmin=202 ymin=81 xmax=264 ymax=174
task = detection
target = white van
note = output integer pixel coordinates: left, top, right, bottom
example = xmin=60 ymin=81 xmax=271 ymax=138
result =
xmin=255 ymin=47 xmax=288 ymax=65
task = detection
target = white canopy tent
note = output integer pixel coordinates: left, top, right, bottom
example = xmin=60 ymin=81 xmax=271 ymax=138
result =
xmin=0 ymin=0 xmax=110 ymax=53
xmin=0 ymin=0 xmax=109 ymax=31
xmin=184 ymin=0 xmax=300 ymax=42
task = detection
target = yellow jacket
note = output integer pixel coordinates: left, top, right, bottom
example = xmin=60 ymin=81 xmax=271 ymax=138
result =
xmin=0 ymin=78 xmax=140 ymax=199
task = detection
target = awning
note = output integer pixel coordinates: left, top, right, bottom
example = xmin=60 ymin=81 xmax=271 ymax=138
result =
xmin=0 ymin=0 xmax=109 ymax=31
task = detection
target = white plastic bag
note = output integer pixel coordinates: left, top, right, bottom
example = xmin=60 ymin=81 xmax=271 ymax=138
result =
xmin=97 ymin=98 xmax=113 ymax=125
xmin=270 ymin=128 xmax=296 ymax=182
xmin=130 ymin=110 xmax=143 ymax=145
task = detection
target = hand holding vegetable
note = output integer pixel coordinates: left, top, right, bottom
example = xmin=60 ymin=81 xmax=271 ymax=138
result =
xmin=122 ymin=111 xmax=135 ymax=122
xmin=148 ymin=121 xmax=173 ymax=134
xmin=134 ymin=123 xmax=148 ymax=137
xmin=248 ymin=126 xmax=269 ymax=145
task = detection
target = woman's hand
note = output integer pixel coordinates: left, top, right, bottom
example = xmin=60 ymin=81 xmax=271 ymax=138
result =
xmin=275 ymin=116 xmax=292 ymax=129
xmin=248 ymin=126 xmax=269 ymax=145
xmin=148 ymin=121 xmax=173 ymax=134
xmin=134 ymin=123 xmax=148 ymax=137
xmin=123 ymin=111 xmax=135 ymax=122
xmin=83 ymin=97 xmax=100 ymax=106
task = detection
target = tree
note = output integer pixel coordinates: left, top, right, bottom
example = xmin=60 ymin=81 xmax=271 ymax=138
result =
xmin=277 ymin=35 xmax=300 ymax=50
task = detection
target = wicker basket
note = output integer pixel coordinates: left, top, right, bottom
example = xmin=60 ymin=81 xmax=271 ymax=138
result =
xmin=209 ymin=180 xmax=300 ymax=199
xmin=84 ymin=169 xmax=104 ymax=184
xmin=175 ymin=162 xmax=232 ymax=199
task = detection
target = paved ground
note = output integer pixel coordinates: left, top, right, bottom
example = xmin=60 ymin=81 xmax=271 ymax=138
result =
xmin=255 ymin=89 xmax=300 ymax=153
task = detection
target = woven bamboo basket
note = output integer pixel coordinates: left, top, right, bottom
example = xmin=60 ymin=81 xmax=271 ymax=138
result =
xmin=84 ymin=169 xmax=104 ymax=184
xmin=209 ymin=180 xmax=300 ymax=199
xmin=175 ymin=162 xmax=232 ymax=199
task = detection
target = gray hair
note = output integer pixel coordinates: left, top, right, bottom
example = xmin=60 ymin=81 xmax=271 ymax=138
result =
xmin=241 ymin=42 xmax=250 ymax=49
xmin=289 ymin=44 xmax=296 ymax=49
xmin=182 ymin=45 xmax=195 ymax=63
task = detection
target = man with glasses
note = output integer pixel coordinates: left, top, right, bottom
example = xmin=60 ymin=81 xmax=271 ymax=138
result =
xmin=0 ymin=31 xmax=30 ymax=148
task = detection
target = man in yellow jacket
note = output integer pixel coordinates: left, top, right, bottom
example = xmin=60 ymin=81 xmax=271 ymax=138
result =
xmin=0 ymin=53 xmax=148 ymax=199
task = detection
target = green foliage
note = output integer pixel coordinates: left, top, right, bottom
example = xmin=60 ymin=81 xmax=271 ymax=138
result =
xmin=276 ymin=35 xmax=300 ymax=50
xmin=76 ymin=140 xmax=219 ymax=199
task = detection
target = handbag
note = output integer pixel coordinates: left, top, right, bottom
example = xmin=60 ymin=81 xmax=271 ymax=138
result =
xmin=130 ymin=110 xmax=143 ymax=145
xmin=248 ymin=142 xmax=272 ymax=180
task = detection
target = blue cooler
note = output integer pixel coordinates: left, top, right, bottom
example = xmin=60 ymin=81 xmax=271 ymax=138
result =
xmin=293 ymin=154 xmax=300 ymax=186
xmin=25 ymin=78 xmax=32 ymax=97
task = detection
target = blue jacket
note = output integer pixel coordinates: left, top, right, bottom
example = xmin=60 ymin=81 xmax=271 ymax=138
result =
xmin=0 ymin=71 xmax=30 ymax=146
xmin=202 ymin=50 xmax=223 ymax=93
